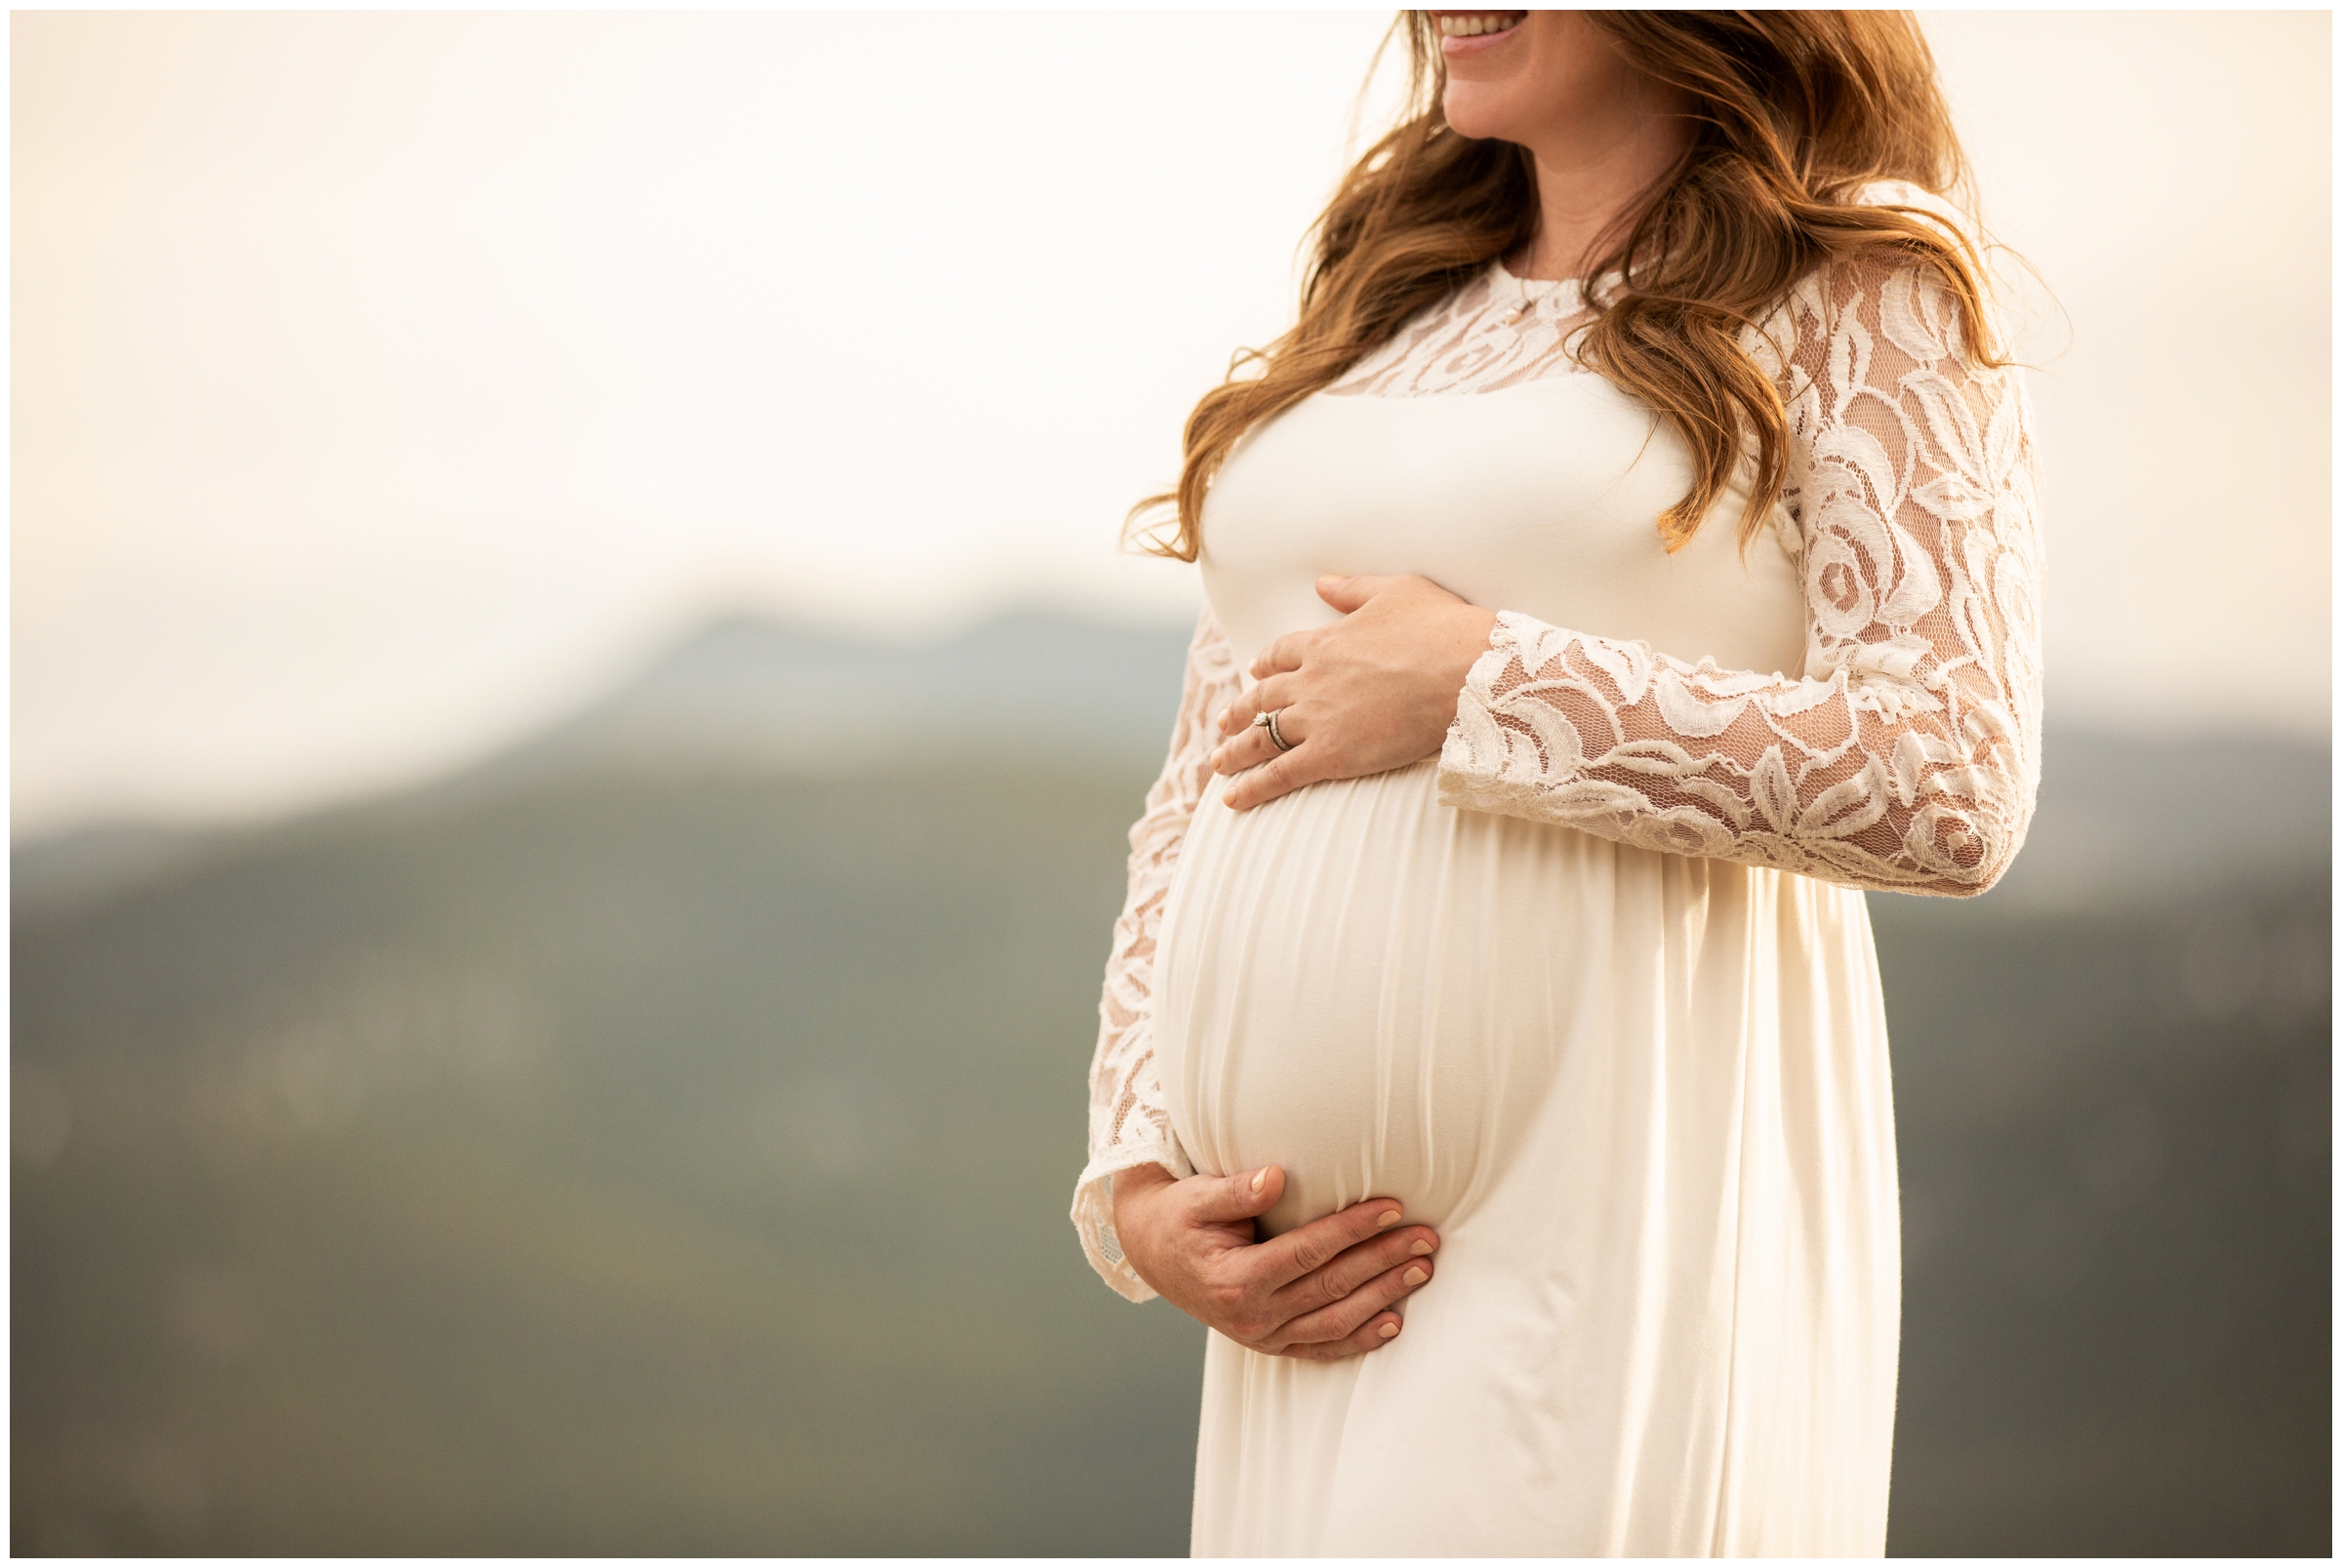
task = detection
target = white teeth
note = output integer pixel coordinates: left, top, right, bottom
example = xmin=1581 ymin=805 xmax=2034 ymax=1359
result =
xmin=1437 ymin=13 xmax=1520 ymax=39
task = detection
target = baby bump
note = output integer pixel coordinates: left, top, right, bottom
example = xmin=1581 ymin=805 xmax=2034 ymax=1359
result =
xmin=1155 ymin=759 xmax=1616 ymax=1237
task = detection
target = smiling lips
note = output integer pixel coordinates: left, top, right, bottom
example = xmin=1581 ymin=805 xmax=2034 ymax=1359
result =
xmin=1435 ymin=12 xmax=1527 ymax=39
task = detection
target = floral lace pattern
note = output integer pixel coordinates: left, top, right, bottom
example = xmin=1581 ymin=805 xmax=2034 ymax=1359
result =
xmin=1327 ymin=265 xmax=1601 ymax=398
xmin=1073 ymin=606 xmax=1241 ymax=1301
xmin=1073 ymin=221 xmax=2043 ymax=1292
xmin=1440 ymin=256 xmax=2042 ymax=891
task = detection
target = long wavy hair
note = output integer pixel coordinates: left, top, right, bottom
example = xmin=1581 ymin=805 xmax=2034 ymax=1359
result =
xmin=1133 ymin=11 xmax=2000 ymax=559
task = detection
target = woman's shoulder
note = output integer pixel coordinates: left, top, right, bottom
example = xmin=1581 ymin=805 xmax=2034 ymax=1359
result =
xmin=1757 ymin=180 xmax=1999 ymax=372
xmin=1845 ymin=177 xmax=1973 ymax=233
xmin=1791 ymin=180 xmax=1979 ymax=298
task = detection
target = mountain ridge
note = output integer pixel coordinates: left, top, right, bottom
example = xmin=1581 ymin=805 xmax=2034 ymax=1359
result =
xmin=13 ymin=609 xmax=2327 ymax=918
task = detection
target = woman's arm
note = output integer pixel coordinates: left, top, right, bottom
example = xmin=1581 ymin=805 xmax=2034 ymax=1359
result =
xmin=1073 ymin=605 xmax=1242 ymax=1300
xmin=1438 ymin=257 xmax=2042 ymax=894
xmin=1218 ymin=255 xmax=2044 ymax=897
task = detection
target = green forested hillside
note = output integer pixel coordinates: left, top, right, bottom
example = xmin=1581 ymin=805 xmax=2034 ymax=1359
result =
xmin=1876 ymin=882 xmax=2328 ymax=1552
xmin=14 ymin=770 xmax=1203 ymax=1554
xmin=12 ymin=761 xmax=2329 ymax=1554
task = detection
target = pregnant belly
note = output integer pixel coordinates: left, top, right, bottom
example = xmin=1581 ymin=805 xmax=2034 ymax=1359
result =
xmin=1155 ymin=759 xmax=1613 ymax=1237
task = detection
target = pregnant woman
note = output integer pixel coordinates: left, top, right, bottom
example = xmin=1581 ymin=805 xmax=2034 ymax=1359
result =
xmin=1074 ymin=11 xmax=2041 ymax=1556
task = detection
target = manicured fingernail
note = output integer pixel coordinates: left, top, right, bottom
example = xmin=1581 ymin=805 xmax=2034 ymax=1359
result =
xmin=1250 ymin=1168 xmax=1269 ymax=1194
xmin=1409 ymin=1239 xmax=1433 ymax=1257
xmin=1378 ymin=1321 xmax=1400 ymax=1339
xmin=1402 ymin=1266 xmax=1428 ymax=1286
xmin=1376 ymin=1209 xmax=1402 ymax=1228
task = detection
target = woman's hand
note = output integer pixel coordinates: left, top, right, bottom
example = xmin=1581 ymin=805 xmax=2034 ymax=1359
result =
xmin=1212 ymin=574 xmax=1499 ymax=812
xmin=1111 ymin=1162 xmax=1440 ymax=1359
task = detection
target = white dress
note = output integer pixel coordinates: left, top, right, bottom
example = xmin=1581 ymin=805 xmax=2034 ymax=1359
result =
xmin=1073 ymin=211 xmax=2044 ymax=1556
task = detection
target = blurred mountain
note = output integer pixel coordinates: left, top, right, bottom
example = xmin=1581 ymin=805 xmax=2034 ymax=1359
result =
xmin=10 ymin=611 xmax=2331 ymax=1554
xmin=11 ymin=822 xmax=212 ymax=923
xmin=1985 ymin=727 xmax=2331 ymax=911
xmin=14 ymin=609 xmax=1194 ymax=917
xmin=12 ymin=608 xmax=2324 ymax=918
xmin=1875 ymin=875 xmax=2327 ymax=1552
xmin=14 ymin=768 xmax=1205 ymax=1554
xmin=451 ymin=607 xmax=1197 ymax=787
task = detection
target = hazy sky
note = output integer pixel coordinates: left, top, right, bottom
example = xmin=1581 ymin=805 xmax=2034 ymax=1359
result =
xmin=13 ymin=11 xmax=2332 ymax=836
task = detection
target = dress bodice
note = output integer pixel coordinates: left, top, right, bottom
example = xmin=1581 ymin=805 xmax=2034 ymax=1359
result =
xmin=1198 ymin=367 xmax=1807 ymax=685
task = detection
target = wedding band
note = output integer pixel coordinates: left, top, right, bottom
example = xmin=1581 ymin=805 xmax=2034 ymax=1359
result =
xmin=1255 ymin=708 xmax=1295 ymax=752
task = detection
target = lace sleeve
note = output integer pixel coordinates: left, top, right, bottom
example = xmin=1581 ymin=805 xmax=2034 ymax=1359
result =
xmin=1436 ymin=254 xmax=2044 ymax=895
xmin=1072 ymin=603 xmax=1242 ymax=1301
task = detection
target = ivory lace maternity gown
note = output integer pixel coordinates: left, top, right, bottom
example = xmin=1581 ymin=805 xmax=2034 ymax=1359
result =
xmin=1073 ymin=213 xmax=2043 ymax=1556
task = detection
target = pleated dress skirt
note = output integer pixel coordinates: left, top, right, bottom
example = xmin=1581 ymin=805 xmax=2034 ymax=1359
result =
xmin=1151 ymin=757 xmax=1902 ymax=1556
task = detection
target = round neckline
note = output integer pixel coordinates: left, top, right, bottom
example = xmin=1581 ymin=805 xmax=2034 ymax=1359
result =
xmin=1490 ymin=256 xmax=1589 ymax=308
xmin=1492 ymin=255 xmax=1578 ymax=287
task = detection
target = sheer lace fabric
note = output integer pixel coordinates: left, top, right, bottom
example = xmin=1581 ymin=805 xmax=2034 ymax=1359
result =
xmin=1073 ymin=607 xmax=1241 ymax=1301
xmin=1442 ymin=256 xmax=2044 ymax=890
xmin=1327 ymin=264 xmax=1600 ymax=398
xmin=1073 ymin=237 xmax=2042 ymax=1293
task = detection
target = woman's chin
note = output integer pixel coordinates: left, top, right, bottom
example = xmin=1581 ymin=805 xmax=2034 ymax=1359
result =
xmin=1440 ymin=84 xmax=1522 ymax=143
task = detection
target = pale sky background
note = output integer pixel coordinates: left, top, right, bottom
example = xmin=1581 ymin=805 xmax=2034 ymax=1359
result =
xmin=13 ymin=10 xmax=2333 ymax=838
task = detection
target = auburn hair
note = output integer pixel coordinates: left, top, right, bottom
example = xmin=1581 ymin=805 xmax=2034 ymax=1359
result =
xmin=1133 ymin=10 xmax=2001 ymax=559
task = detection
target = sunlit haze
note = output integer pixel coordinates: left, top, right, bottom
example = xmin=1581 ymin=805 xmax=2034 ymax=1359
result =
xmin=13 ymin=11 xmax=2331 ymax=836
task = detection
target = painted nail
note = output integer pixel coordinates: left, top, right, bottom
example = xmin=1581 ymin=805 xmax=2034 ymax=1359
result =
xmin=1409 ymin=1240 xmax=1433 ymax=1257
xmin=1376 ymin=1209 xmax=1403 ymax=1228
xmin=1378 ymin=1321 xmax=1400 ymax=1339
xmin=1250 ymin=1168 xmax=1269 ymax=1194
xmin=1402 ymin=1266 xmax=1428 ymax=1286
